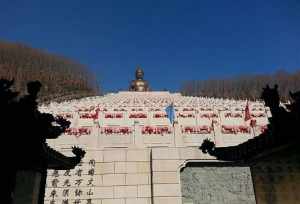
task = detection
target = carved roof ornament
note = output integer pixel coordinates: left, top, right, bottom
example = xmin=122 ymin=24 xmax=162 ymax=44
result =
xmin=129 ymin=66 xmax=150 ymax=92
xmin=200 ymin=84 xmax=300 ymax=162
xmin=261 ymin=84 xmax=280 ymax=110
xmin=0 ymin=79 xmax=85 ymax=170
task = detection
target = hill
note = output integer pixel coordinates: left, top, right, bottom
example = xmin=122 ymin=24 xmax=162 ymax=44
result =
xmin=180 ymin=70 xmax=300 ymax=101
xmin=0 ymin=40 xmax=100 ymax=102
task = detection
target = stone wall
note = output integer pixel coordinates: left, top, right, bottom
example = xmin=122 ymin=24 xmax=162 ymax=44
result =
xmin=44 ymin=147 xmax=217 ymax=204
xmin=45 ymin=149 xmax=152 ymax=204
xmin=151 ymin=147 xmax=215 ymax=204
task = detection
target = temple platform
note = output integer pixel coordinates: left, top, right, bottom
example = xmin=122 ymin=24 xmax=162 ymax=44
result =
xmin=42 ymin=91 xmax=268 ymax=204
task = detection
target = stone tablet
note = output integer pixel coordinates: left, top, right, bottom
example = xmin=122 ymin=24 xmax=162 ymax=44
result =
xmin=181 ymin=166 xmax=256 ymax=204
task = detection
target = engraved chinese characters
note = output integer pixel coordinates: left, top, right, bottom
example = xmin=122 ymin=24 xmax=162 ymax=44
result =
xmin=47 ymin=158 xmax=96 ymax=204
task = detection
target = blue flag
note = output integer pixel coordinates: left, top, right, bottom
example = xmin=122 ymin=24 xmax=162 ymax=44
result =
xmin=165 ymin=103 xmax=175 ymax=125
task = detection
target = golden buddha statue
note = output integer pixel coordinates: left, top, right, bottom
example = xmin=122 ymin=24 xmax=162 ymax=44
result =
xmin=129 ymin=67 xmax=150 ymax=92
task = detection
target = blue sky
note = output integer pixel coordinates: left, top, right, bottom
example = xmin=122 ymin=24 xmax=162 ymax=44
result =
xmin=1 ymin=0 xmax=300 ymax=92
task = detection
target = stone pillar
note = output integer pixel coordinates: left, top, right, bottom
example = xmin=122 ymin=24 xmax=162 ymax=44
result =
xmin=174 ymin=121 xmax=184 ymax=147
xmin=13 ymin=170 xmax=44 ymax=204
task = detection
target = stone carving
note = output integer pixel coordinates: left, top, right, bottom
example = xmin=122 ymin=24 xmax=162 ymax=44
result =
xmin=181 ymin=166 xmax=256 ymax=204
xmin=0 ymin=79 xmax=85 ymax=203
xmin=200 ymin=84 xmax=300 ymax=162
xmin=260 ymin=84 xmax=299 ymax=142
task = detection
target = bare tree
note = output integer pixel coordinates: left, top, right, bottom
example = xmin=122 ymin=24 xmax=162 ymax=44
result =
xmin=0 ymin=40 xmax=101 ymax=102
xmin=180 ymin=69 xmax=300 ymax=101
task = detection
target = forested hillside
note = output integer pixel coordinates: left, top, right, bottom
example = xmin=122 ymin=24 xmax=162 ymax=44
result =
xmin=0 ymin=40 xmax=100 ymax=102
xmin=180 ymin=70 xmax=300 ymax=101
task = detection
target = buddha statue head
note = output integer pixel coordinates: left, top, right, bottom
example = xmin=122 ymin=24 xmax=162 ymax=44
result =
xmin=135 ymin=67 xmax=144 ymax=80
